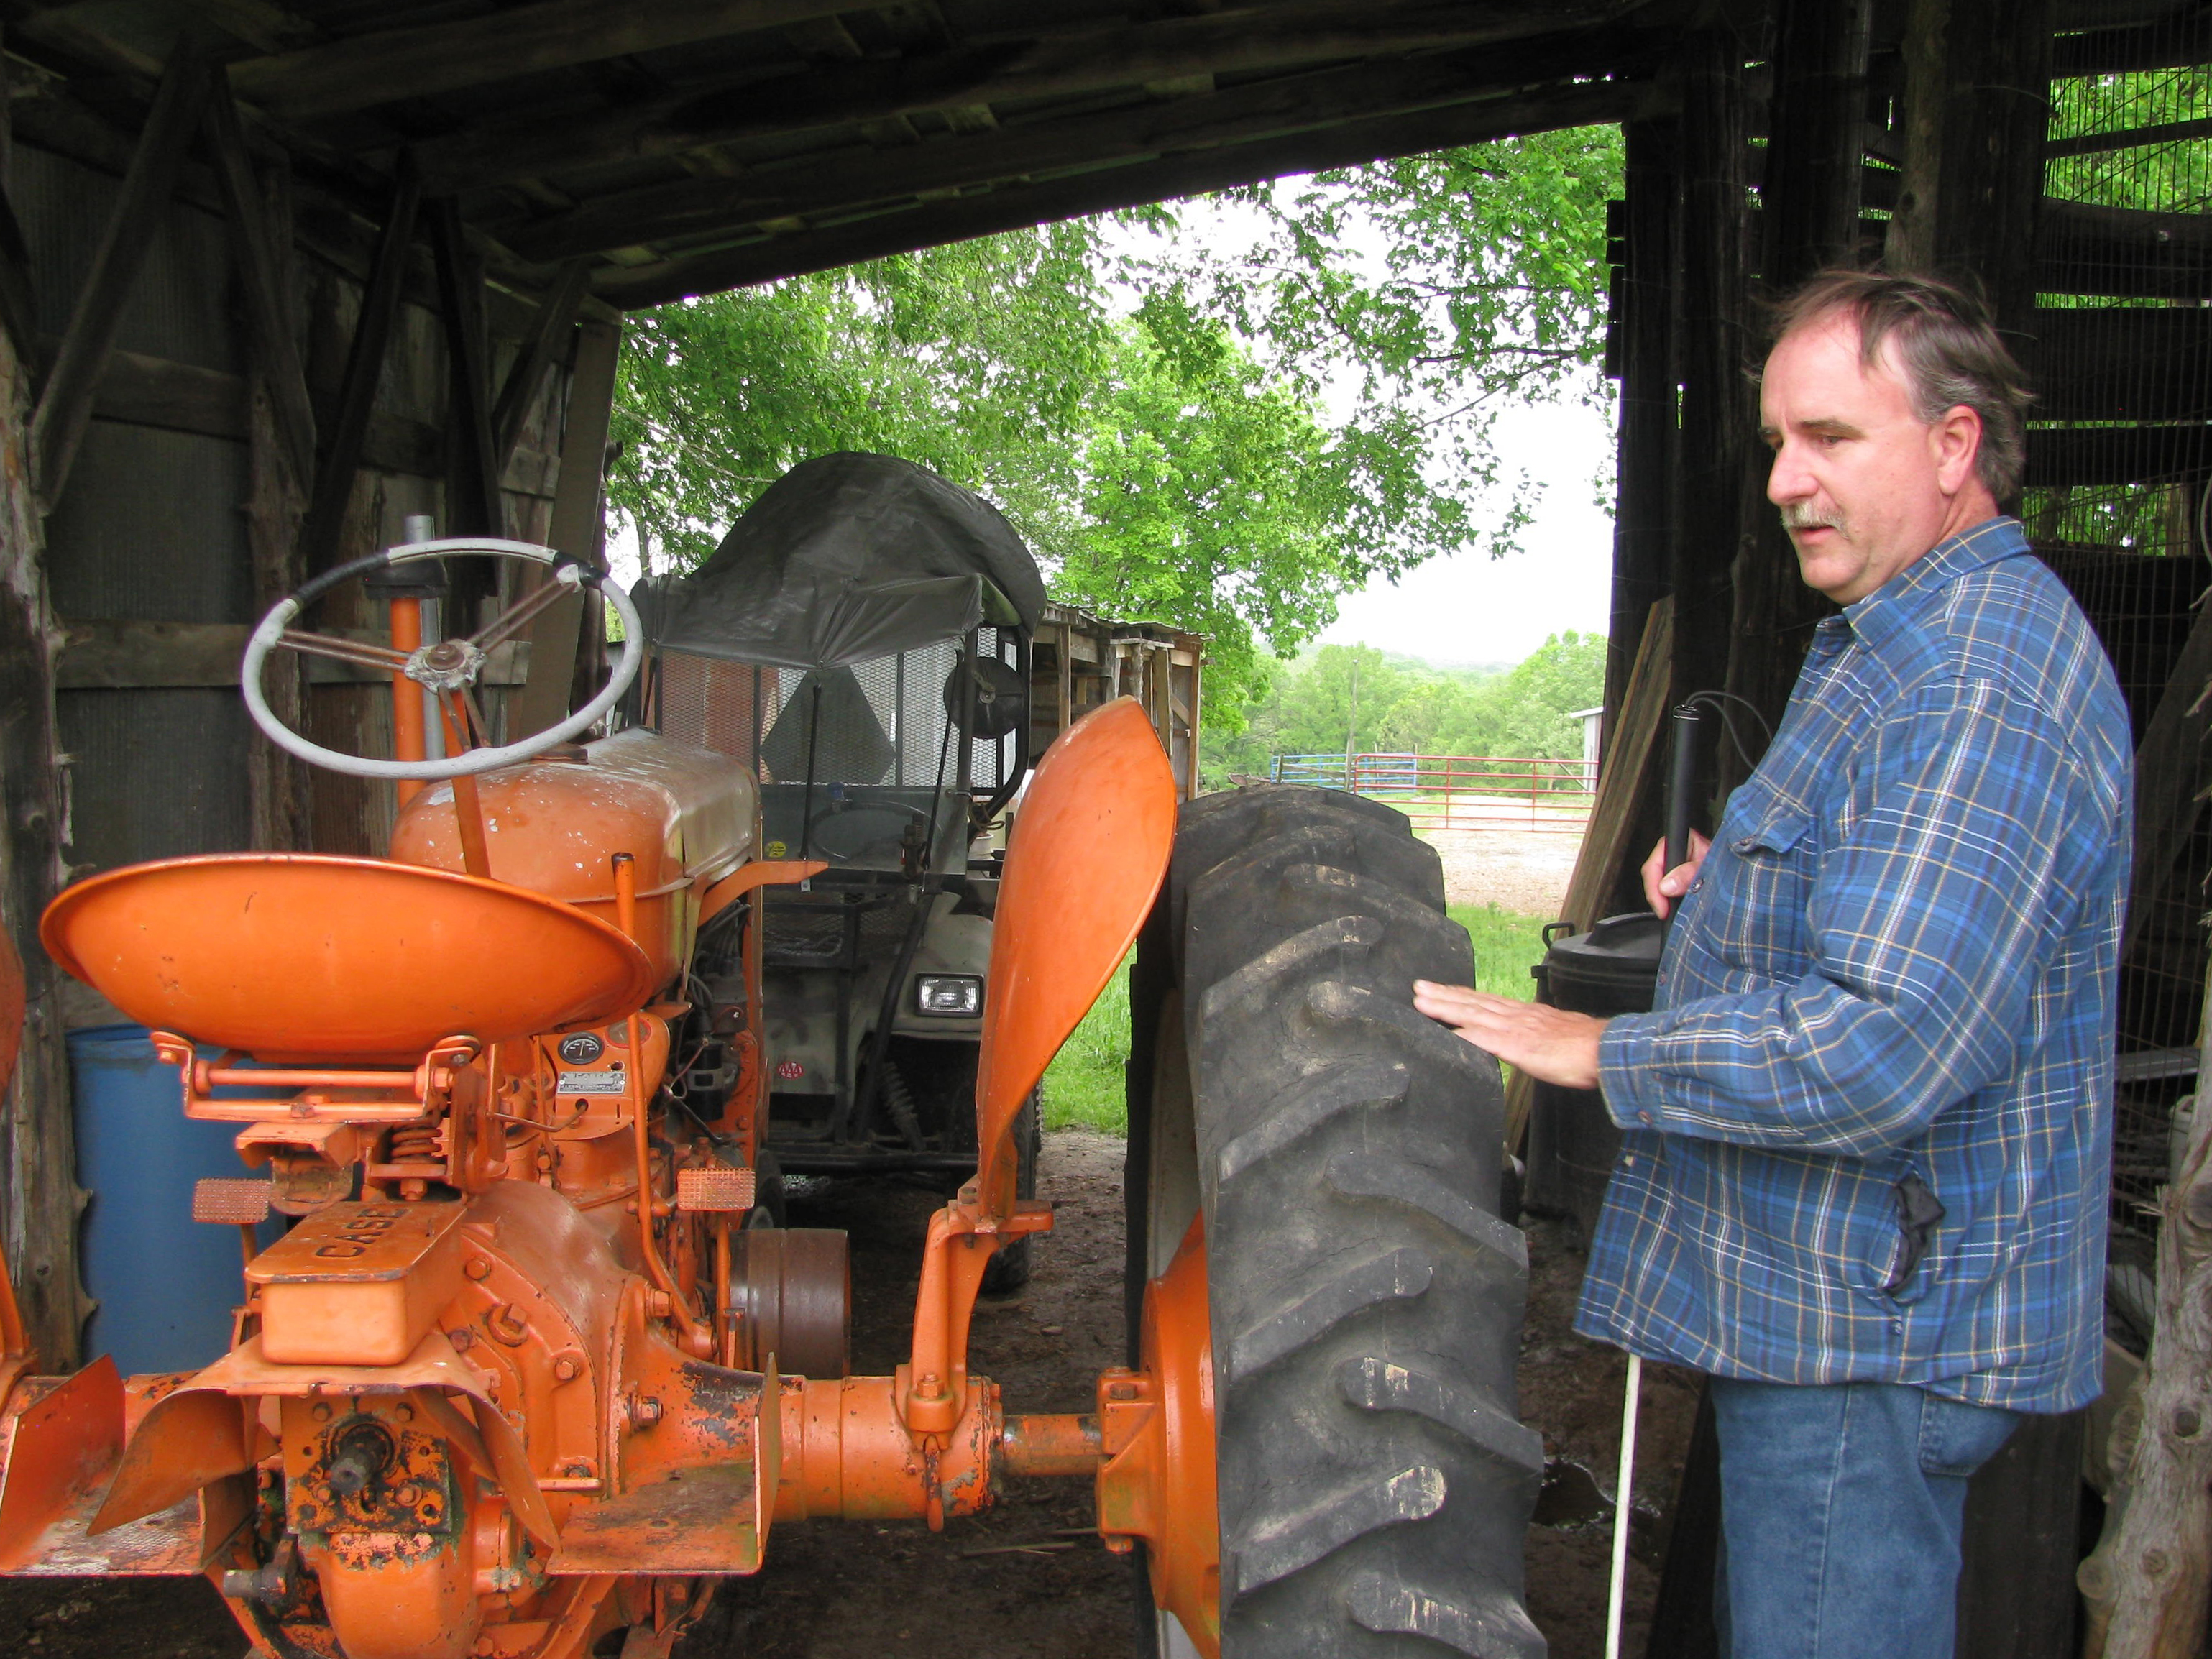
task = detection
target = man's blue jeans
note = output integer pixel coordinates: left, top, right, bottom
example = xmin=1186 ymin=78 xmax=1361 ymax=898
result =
xmin=1709 ymin=1377 xmax=2021 ymax=1659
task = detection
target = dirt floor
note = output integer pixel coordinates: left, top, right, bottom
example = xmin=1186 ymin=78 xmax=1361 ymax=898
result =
xmin=0 ymin=1131 xmax=1695 ymax=1659
xmin=1425 ymin=825 xmax=1582 ymax=916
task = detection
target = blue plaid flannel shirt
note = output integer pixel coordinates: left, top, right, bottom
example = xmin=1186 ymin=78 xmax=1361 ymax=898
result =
xmin=1579 ymin=517 xmax=2131 ymax=1412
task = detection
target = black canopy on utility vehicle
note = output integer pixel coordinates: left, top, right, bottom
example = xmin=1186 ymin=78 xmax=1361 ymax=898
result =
xmin=635 ymin=451 xmax=1046 ymax=671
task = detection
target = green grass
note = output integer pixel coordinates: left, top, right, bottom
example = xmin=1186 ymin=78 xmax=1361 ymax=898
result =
xmin=1449 ymin=902 xmax=1552 ymax=1003
xmin=1042 ymin=953 xmax=1134 ymax=1134
xmin=1040 ymin=904 xmax=1550 ymax=1138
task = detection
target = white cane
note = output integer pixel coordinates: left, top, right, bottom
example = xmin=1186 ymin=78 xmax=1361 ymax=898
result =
xmin=1605 ymin=1352 xmax=1643 ymax=1659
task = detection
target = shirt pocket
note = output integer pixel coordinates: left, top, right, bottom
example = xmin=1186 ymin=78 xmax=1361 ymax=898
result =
xmin=1701 ymin=796 xmax=1820 ymax=973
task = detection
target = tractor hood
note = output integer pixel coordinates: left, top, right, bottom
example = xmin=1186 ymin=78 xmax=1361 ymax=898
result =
xmin=635 ymin=451 xmax=1046 ymax=671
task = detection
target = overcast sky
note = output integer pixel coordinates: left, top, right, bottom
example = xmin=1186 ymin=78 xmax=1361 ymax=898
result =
xmin=1316 ymin=395 xmax=1616 ymax=669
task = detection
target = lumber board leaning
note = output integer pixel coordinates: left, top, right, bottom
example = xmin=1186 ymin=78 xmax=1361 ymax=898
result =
xmin=1563 ymin=597 xmax=1675 ymax=937
xmin=490 ymin=259 xmax=589 ymax=481
xmin=509 ymin=317 xmax=620 ymax=740
xmin=1501 ymin=597 xmax=1673 ymax=1155
xmin=29 ymin=41 xmax=211 ymax=510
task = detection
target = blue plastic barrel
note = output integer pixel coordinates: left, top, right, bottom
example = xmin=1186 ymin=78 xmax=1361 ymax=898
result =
xmin=67 ymin=1024 xmax=280 ymax=1375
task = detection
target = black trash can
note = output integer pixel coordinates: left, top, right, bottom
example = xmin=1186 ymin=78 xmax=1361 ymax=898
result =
xmin=1522 ymin=910 xmax=1664 ymax=1244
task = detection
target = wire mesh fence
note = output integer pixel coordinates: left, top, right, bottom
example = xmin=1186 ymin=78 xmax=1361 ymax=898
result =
xmin=2032 ymin=59 xmax=2212 ymax=1318
xmin=1270 ymin=753 xmax=1596 ymax=833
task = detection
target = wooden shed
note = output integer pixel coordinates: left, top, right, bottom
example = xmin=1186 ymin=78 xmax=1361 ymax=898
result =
xmin=0 ymin=1 xmax=2207 ymax=1649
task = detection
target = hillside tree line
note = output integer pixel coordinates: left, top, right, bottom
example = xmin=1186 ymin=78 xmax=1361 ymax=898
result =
xmin=1205 ymin=633 xmax=1606 ymax=786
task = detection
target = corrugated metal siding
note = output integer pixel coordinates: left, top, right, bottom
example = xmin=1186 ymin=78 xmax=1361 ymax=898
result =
xmin=59 ymin=693 xmax=252 ymax=870
xmin=15 ymin=146 xmax=242 ymax=374
xmin=45 ymin=423 xmax=252 ymax=623
xmin=24 ymin=141 xmax=254 ymax=874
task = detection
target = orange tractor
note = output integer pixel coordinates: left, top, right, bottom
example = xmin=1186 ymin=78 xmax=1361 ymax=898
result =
xmin=0 ymin=530 xmax=1539 ymax=1656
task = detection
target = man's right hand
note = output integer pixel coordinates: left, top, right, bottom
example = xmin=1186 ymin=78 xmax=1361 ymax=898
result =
xmin=1641 ymin=830 xmax=1711 ymax=919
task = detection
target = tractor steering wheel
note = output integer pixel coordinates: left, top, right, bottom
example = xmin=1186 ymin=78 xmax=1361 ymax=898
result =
xmin=804 ymin=796 xmax=937 ymax=864
xmin=240 ymin=536 xmax=646 ymax=782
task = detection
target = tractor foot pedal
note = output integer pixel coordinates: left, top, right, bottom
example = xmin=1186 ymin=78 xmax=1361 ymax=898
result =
xmin=676 ymin=1167 xmax=755 ymax=1215
xmin=192 ymin=1178 xmax=272 ymax=1225
xmin=549 ymin=1465 xmax=763 ymax=1574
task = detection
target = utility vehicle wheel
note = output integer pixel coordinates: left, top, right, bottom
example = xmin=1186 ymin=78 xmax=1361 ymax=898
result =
xmin=1124 ymin=785 xmax=1545 ymax=1658
xmin=981 ymin=1092 xmax=1042 ymax=1295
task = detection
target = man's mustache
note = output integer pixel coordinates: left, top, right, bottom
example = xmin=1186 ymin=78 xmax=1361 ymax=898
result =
xmin=1780 ymin=503 xmax=1843 ymax=533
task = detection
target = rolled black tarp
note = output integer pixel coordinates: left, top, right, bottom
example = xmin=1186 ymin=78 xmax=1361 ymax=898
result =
xmin=634 ymin=451 xmax=1045 ymax=670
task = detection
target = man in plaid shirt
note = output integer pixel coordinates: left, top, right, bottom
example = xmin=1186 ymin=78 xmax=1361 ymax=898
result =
xmin=1417 ymin=271 xmax=2130 ymax=1658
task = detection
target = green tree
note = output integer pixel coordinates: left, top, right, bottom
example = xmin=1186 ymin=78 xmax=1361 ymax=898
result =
xmin=602 ymin=127 xmax=1626 ymax=748
xmin=1220 ymin=633 xmax=1603 ymax=783
xmin=610 ymin=227 xmax=1111 ymax=570
xmin=1453 ymin=632 xmax=1607 ymax=760
xmin=1131 ymin=127 xmax=1625 ymax=563
xmin=1051 ymin=316 xmax=1385 ymax=701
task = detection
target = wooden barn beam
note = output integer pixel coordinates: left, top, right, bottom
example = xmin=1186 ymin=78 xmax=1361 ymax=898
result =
xmin=2019 ymin=306 xmax=2212 ymax=423
xmin=1724 ymin=0 xmax=1869 ymax=748
xmin=29 ymin=40 xmax=211 ymax=510
xmin=2037 ymin=199 xmax=2212 ymax=300
xmin=1888 ymin=0 xmax=2055 ymax=344
xmin=0 ymin=47 xmax=37 ymax=380
xmin=1669 ymin=29 xmax=1750 ymax=736
xmin=1605 ymin=116 xmax=1677 ymax=727
xmin=174 ymin=0 xmax=323 ymax=58
xmin=490 ymin=259 xmax=587 ymax=480
xmin=300 ymin=163 xmax=420 ymax=575
xmin=227 ymin=0 xmax=878 ymax=119
xmin=594 ymin=76 xmax=1648 ymax=308
xmin=0 ymin=49 xmax=84 ymax=1379
xmin=498 ymin=30 xmax=1664 ymax=262
xmin=412 ymin=1 xmax=1643 ymax=193
xmin=2023 ymin=425 xmax=2212 ymax=488
xmin=429 ymin=196 xmax=502 ymax=544
xmin=1760 ymin=0 xmax=1872 ymax=290
xmin=2052 ymin=6 xmax=2212 ymax=76
xmin=202 ymin=70 xmax=315 ymax=490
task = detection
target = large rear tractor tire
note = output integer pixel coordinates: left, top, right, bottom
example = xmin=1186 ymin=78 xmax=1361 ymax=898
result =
xmin=981 ymin=1091 xmax=1042 ymax=1295
xmin=1126 ymin=785 xmax=1545 ymax=1658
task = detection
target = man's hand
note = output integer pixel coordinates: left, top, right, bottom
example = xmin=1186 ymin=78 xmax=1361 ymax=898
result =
xmin=1411 ymin=981 xmax=1607 ymax=1090
xmin=1641 ymin=830 xmax=1712 ymax=919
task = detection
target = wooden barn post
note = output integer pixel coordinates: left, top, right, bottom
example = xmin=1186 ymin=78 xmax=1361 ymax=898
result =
xmin=1604 ymin=116 xmax=1679 ymax=732
xmin=0 ymin=186 xmax=83 ymax=1371
xmin=1724 ymin=0 xmax=1873 ymax=751
xmin=1669 ymin=27 xmax=1755 ymax=817
xmin=1888 ymin=0 xmax=2055 ymax=345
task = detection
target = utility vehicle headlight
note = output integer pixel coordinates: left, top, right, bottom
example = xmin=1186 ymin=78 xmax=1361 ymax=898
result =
xmin=915 ymin=975 xmax=983 ymax=1017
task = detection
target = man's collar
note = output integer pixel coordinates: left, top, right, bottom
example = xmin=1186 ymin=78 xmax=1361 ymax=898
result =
xmin=1835 ymin=516 xmax=2029 ymax=651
